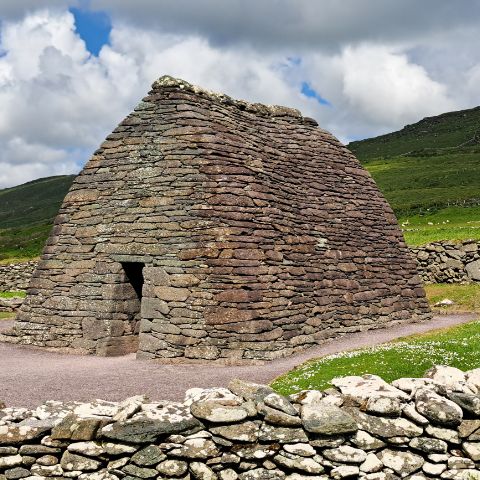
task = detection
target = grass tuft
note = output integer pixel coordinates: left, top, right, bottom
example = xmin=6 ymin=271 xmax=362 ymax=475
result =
xmin=0 ymin=291 xmax=26 ymax=299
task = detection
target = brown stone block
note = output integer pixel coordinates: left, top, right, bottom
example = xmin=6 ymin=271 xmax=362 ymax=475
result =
xmin=184 ymin=345 xmax=220 ymax=359
xmin=178 ymin=247 xmax=220 ymax=260
xmin=214 ymin=319 xmax=274 ymax=334
xmin=154 ymin=286 xmax=190 ymax=302
xmin=234 ymin=249 xmax=266 ymax=260
xmin=164 ymin=334 xmax=200 ymax=346
xmin=205 ymin=307 xmax=257 ymax=325
xmin=214 ymin=289 xmax=263 ymax=303
xmin=96 ymin=335 xmax=139 ymax=356
xmin=170 ymin=274 xmax=200 ymax=287
xmin=207 ymin=194 xmax=255 ymax=207
xmin=64 ymin=190 xmax=100 ymax=203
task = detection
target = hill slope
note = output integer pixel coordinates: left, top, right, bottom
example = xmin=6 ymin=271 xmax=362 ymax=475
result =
xmin=349 ymin=106 xmax=480 ymax=245
xmin=350 ymin=106 xmax=480 ymax=159
xmin=0 ymin=175 xmax=76 ymax=260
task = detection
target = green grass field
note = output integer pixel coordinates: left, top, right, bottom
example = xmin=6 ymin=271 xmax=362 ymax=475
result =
xmin=0 ymin=312 xmax=14 ymax=320
xmin=399 ymin=206 xmax=480 ymax=245
xmin=349 ymin=106 xmax=480 ymax=159
xmin=272 ymin=319 xmax=480 ymax=395
xmin=427 ymin=283 xmax=480 ymax=313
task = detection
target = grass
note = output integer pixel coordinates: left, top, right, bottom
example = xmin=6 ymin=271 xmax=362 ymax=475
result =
xmin=364 ymin=152 xmax=480 ymax=217
xmin=349 ymin=106 xmax=480 ymax=159
xmin=425 ymin=283 xmax=480 ymax=313
xmin=0 ymin=224 xmax=52 ymax=261
xmin=399 ymin=205 xmax=480 ymax=245
xmin=349 ymin=105 xmax=480 ymax=246
xmin=361 ymin=152 xmax=480 ymax=246
xmin=271 ymin=319 xmax=480 ymax=395
xmin=0 ymin=312 xmax=14 ymax=320
xmin=0 ymin=291 xmax=26 ymax=299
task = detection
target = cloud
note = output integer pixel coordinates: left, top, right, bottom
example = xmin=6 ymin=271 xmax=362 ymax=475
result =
xmin=0 ymin=3 xmax=478 ymax=188
xmin=0 ymin=9 xmax=319 ymax=187
xmin=0 ymin=137 xmax=79 ymax=188
xmin=90 ymin=0 xmax=480 ymax=51
xmin=338 ymin=45 xmax=454 ymax=129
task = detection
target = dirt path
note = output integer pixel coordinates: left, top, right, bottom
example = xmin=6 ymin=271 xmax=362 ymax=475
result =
xmin=0 ymin=313 xmax=476 ymax=408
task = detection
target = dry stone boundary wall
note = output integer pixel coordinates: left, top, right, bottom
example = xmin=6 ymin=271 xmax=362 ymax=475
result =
xmin=411 ymin=241 xmax=480 ymax=284
xmin=0 ymin=261 xmax=36 ymax=292
xmin=1 ymin=366 xmax=480 ymax=480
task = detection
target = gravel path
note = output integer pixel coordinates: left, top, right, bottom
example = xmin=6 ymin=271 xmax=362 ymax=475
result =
xmin=0 ymin=313 xmax=476 ymax=408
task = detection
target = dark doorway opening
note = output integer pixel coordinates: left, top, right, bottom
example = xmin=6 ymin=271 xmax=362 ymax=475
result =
xmin=122 ymin=262 xmax=145 ymax=300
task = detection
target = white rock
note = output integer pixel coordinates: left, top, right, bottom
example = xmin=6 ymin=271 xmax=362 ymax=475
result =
xmin=332 ymin=374 xmax=409 ymax=402
xmin=463 ymin=442 xmax=480 ymax=461
xmin=289 ymin=390 xmax=323 ymax=405
xmin=67 ymin=441 xmax=106 ymax=456
xmin=322 ymin=445 xmax=367 ymax=464
xmin=283 ymin=443 xmax=316 ymax=457
xmin=185 ymin=387 xmax=242 ymax=406
xmin=378 ymin=449 xmax=424 ymax=476
xmin=402 ymin=403 xmax=429 ymax=425
xmin=330 ymin=465 xmax=360 ymax=479
xmin=424 ymin=365 xmax=466 ymax=389
xmin=360 ymin=453 xmax=383 ymax=473
xmin=190 ymin=461 xmax=218 ymax=480
xmin=0 ymin=454 xmax=22 ymax=468
xmin=351 ymin=430 xmax=386 ymax=450
xmin=426 ymin=425 xmax=461 ymax=443
xmin=466 ymin=368 xmax=480 ymax=390
xmin=365 ymin=395 xmax=403 ymax=416
xmin=423 ymin=462 xmax=446 ymax=476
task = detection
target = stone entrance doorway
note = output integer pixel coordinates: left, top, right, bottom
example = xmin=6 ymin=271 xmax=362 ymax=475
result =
xmin=121 ymin=262 xmax=144 ymax=344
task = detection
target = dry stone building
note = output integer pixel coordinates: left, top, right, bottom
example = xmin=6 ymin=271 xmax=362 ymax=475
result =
xmin=7 ymin=76 xmax=430 ymax=361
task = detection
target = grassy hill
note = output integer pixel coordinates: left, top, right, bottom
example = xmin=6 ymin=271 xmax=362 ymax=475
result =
xmin=0 ymin=175 xmax=76 ymax=261
xmin=349 ymin=106 xmax=480 ymax=245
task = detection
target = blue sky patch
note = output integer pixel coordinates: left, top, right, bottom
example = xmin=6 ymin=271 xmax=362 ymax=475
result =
xmin=69 ymin=6 xmax=111 ymax=56
xmin=301 ymin=81 xmax=331 ymax=106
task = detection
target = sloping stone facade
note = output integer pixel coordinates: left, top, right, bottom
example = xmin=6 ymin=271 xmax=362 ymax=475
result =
xmin=6 ymin=76 xmax=430 ymax=360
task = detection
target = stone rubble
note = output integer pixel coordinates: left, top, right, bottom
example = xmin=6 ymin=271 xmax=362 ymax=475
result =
xmin=1 ymin=365 xmax=479 ymax=479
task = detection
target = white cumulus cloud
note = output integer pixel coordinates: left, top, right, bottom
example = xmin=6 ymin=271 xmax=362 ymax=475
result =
xmin=0 ymin=4 xmax=478 ymax=188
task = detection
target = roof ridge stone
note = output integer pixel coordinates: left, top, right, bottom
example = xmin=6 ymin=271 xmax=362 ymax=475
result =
xmin=152 ymin=75 xmax=313 ymax=121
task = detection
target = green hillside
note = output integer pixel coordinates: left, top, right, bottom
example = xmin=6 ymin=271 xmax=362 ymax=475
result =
xmin=0 ymin=175 xmax=76 ymax=261
xmin=349 ymin=106 xmax=480 ymax=245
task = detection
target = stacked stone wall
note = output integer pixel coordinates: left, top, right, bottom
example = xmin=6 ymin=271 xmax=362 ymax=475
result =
xmin=1 ymin=366 xmax=479 ymax=479
xmin=0 ymin=261 xmax=36 ymax=292
xmin=2 ymin=240 xmax=480 ymax=305
xmin=7 ymin=76 xmax=430 ymax=360
xmin=412 ymin=241 xmax=480 ymax=284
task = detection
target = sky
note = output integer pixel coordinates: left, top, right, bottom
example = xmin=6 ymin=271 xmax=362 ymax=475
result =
xmin=0 ymin=1 xmax=479 ymax=188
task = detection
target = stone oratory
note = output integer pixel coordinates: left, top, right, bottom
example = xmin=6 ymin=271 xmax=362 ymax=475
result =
xmin=8 ymin=76 xmax=430 ymax=361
